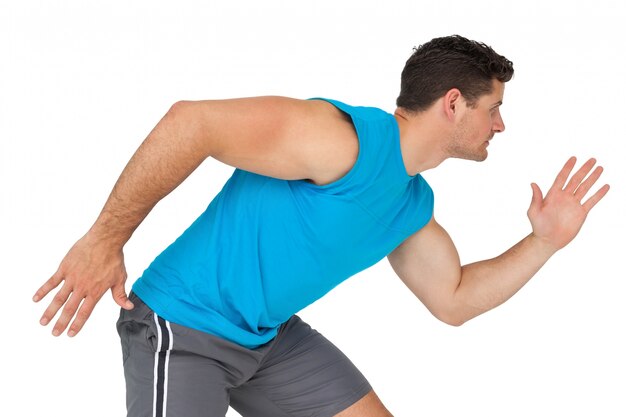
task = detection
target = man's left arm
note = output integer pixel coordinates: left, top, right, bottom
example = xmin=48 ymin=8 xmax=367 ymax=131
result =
xmin=387 ymin=157 xmax=610 ymax=326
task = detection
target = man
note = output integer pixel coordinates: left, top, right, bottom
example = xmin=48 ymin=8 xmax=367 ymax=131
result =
xmin=33 ymin=35 xmax=609 ymax=417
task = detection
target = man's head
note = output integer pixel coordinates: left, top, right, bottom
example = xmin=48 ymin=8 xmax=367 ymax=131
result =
xmin=394 ymin=35 xmax=514 ymax=166
xmin=396 ymin=35 xmax=514 ymax=113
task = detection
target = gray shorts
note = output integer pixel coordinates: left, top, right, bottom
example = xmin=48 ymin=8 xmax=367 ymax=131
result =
xmin=116 ymin=292 xmax=372 ymax=417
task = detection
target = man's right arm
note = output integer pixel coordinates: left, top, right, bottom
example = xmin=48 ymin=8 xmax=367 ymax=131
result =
xmin=87 ymin=96 xmax=351 ymax=247
xmin=33 ymin=96 xmax=358 ymax=337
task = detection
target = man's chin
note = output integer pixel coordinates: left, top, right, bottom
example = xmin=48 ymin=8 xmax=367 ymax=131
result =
xmin=446 ymin=145 xmax=488 ymax=162
xmin=459 ymin=151 xmax=488 ymax=162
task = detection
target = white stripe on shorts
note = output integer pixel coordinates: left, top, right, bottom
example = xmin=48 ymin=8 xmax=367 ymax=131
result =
xmin=152 ymin=313 xmax=173 ymax=417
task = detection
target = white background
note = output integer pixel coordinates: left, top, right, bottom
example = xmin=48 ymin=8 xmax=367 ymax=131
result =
xmin=2 ymin=1 xmax=625 ymax=416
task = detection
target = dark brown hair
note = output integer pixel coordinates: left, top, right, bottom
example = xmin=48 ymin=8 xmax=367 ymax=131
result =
xmin=396 ymin=35 xmax=514 ymax=112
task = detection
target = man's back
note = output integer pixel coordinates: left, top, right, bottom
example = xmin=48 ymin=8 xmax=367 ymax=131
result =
xmin=133 ymin=98 xmax=435 ymax=348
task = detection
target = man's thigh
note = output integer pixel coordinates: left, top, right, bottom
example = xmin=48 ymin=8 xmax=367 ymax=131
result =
xmin=230 ymin=316 xmax=377 ymax=417
xmin=117 ymin=293 xmax=245 ymax=417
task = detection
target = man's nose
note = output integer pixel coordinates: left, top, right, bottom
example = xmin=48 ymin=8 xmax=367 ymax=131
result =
xmin=493 ymin=116 xmax=505 ymax=133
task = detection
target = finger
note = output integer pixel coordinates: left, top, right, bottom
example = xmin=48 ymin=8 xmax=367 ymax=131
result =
xmin=574 ymin=165 xmax=603 ymax=201
xmin=582 ymin=184 xmax=610 ymax=212
xmin=111 ymin=284 xmax=134 ymax=310
xmin=39 ymin=284 xmax=72 ymax=326
xmin=33 ymin=270 xmax=64 ymax=302
xmin=51 ymin=292 xmax=84 ymax=337
xmin=551 ymin=156 xmax=577 ymax=191
xmin=564 ymin=158 xmax=597 ymax=193
xmin=67 ymin=297 xmax=98 ymax=337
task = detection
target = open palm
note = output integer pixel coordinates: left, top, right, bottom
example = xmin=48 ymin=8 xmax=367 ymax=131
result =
xmin=527 ymin=157 xmax=609 ymax=251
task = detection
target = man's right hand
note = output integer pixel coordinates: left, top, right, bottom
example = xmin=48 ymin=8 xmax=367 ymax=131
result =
xmin=33 ymin=232 xmax=134 ymax=337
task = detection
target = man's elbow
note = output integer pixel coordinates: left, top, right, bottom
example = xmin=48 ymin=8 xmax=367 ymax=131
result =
xmin=166 ymin=100 xmax=191 ymax=119
xmin=435 ymin=312 xmax=466 ymax=327
xmin=162 ymin=100 xmax=215 ymax=159
xmin=431 ymin=304 xmax=475 ymax=327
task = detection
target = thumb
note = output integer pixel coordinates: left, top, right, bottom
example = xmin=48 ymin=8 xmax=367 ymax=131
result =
xmin=528 ymin=182 xmax=543 ymax=213
xmin=111 ymin=284 xmax=134 ymax=310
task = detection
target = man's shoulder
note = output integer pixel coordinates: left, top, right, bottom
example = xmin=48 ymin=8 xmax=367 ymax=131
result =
xmin=306 ymin=97 xmax=391 ymax=122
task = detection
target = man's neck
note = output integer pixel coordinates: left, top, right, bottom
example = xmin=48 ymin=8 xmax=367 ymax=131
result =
xmin=394 ymin=107 xmax=450 ymax=175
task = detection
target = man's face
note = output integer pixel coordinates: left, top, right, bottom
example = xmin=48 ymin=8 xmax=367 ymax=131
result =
xmin=447 ymin=80 xmax=506 ymax=161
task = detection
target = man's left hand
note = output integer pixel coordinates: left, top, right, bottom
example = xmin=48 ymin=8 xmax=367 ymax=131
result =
xmin=527 ymin=156 xmax=610 ymax=251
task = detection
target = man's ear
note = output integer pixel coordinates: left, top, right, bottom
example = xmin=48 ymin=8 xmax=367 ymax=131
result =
xmin=443 ymin=88 xmax=463 ymax=121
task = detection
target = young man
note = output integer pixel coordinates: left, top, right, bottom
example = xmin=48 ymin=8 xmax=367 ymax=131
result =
xmin=33 ymin=35 xmax=609 ymax=416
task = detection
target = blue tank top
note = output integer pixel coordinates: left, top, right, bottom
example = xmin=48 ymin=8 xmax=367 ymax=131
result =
xmin=132 ymin=98 xmax=434 ymax=348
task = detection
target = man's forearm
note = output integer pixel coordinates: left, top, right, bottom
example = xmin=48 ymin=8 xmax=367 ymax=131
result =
xmin=453 ymin=233 xmax=558 ymax=323
xmin=87 ymin=102 xmax=209 ymax=248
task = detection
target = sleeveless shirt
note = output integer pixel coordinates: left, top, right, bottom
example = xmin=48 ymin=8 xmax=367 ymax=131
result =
xmin=132 ymin=98 xmax=434 ymax=348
